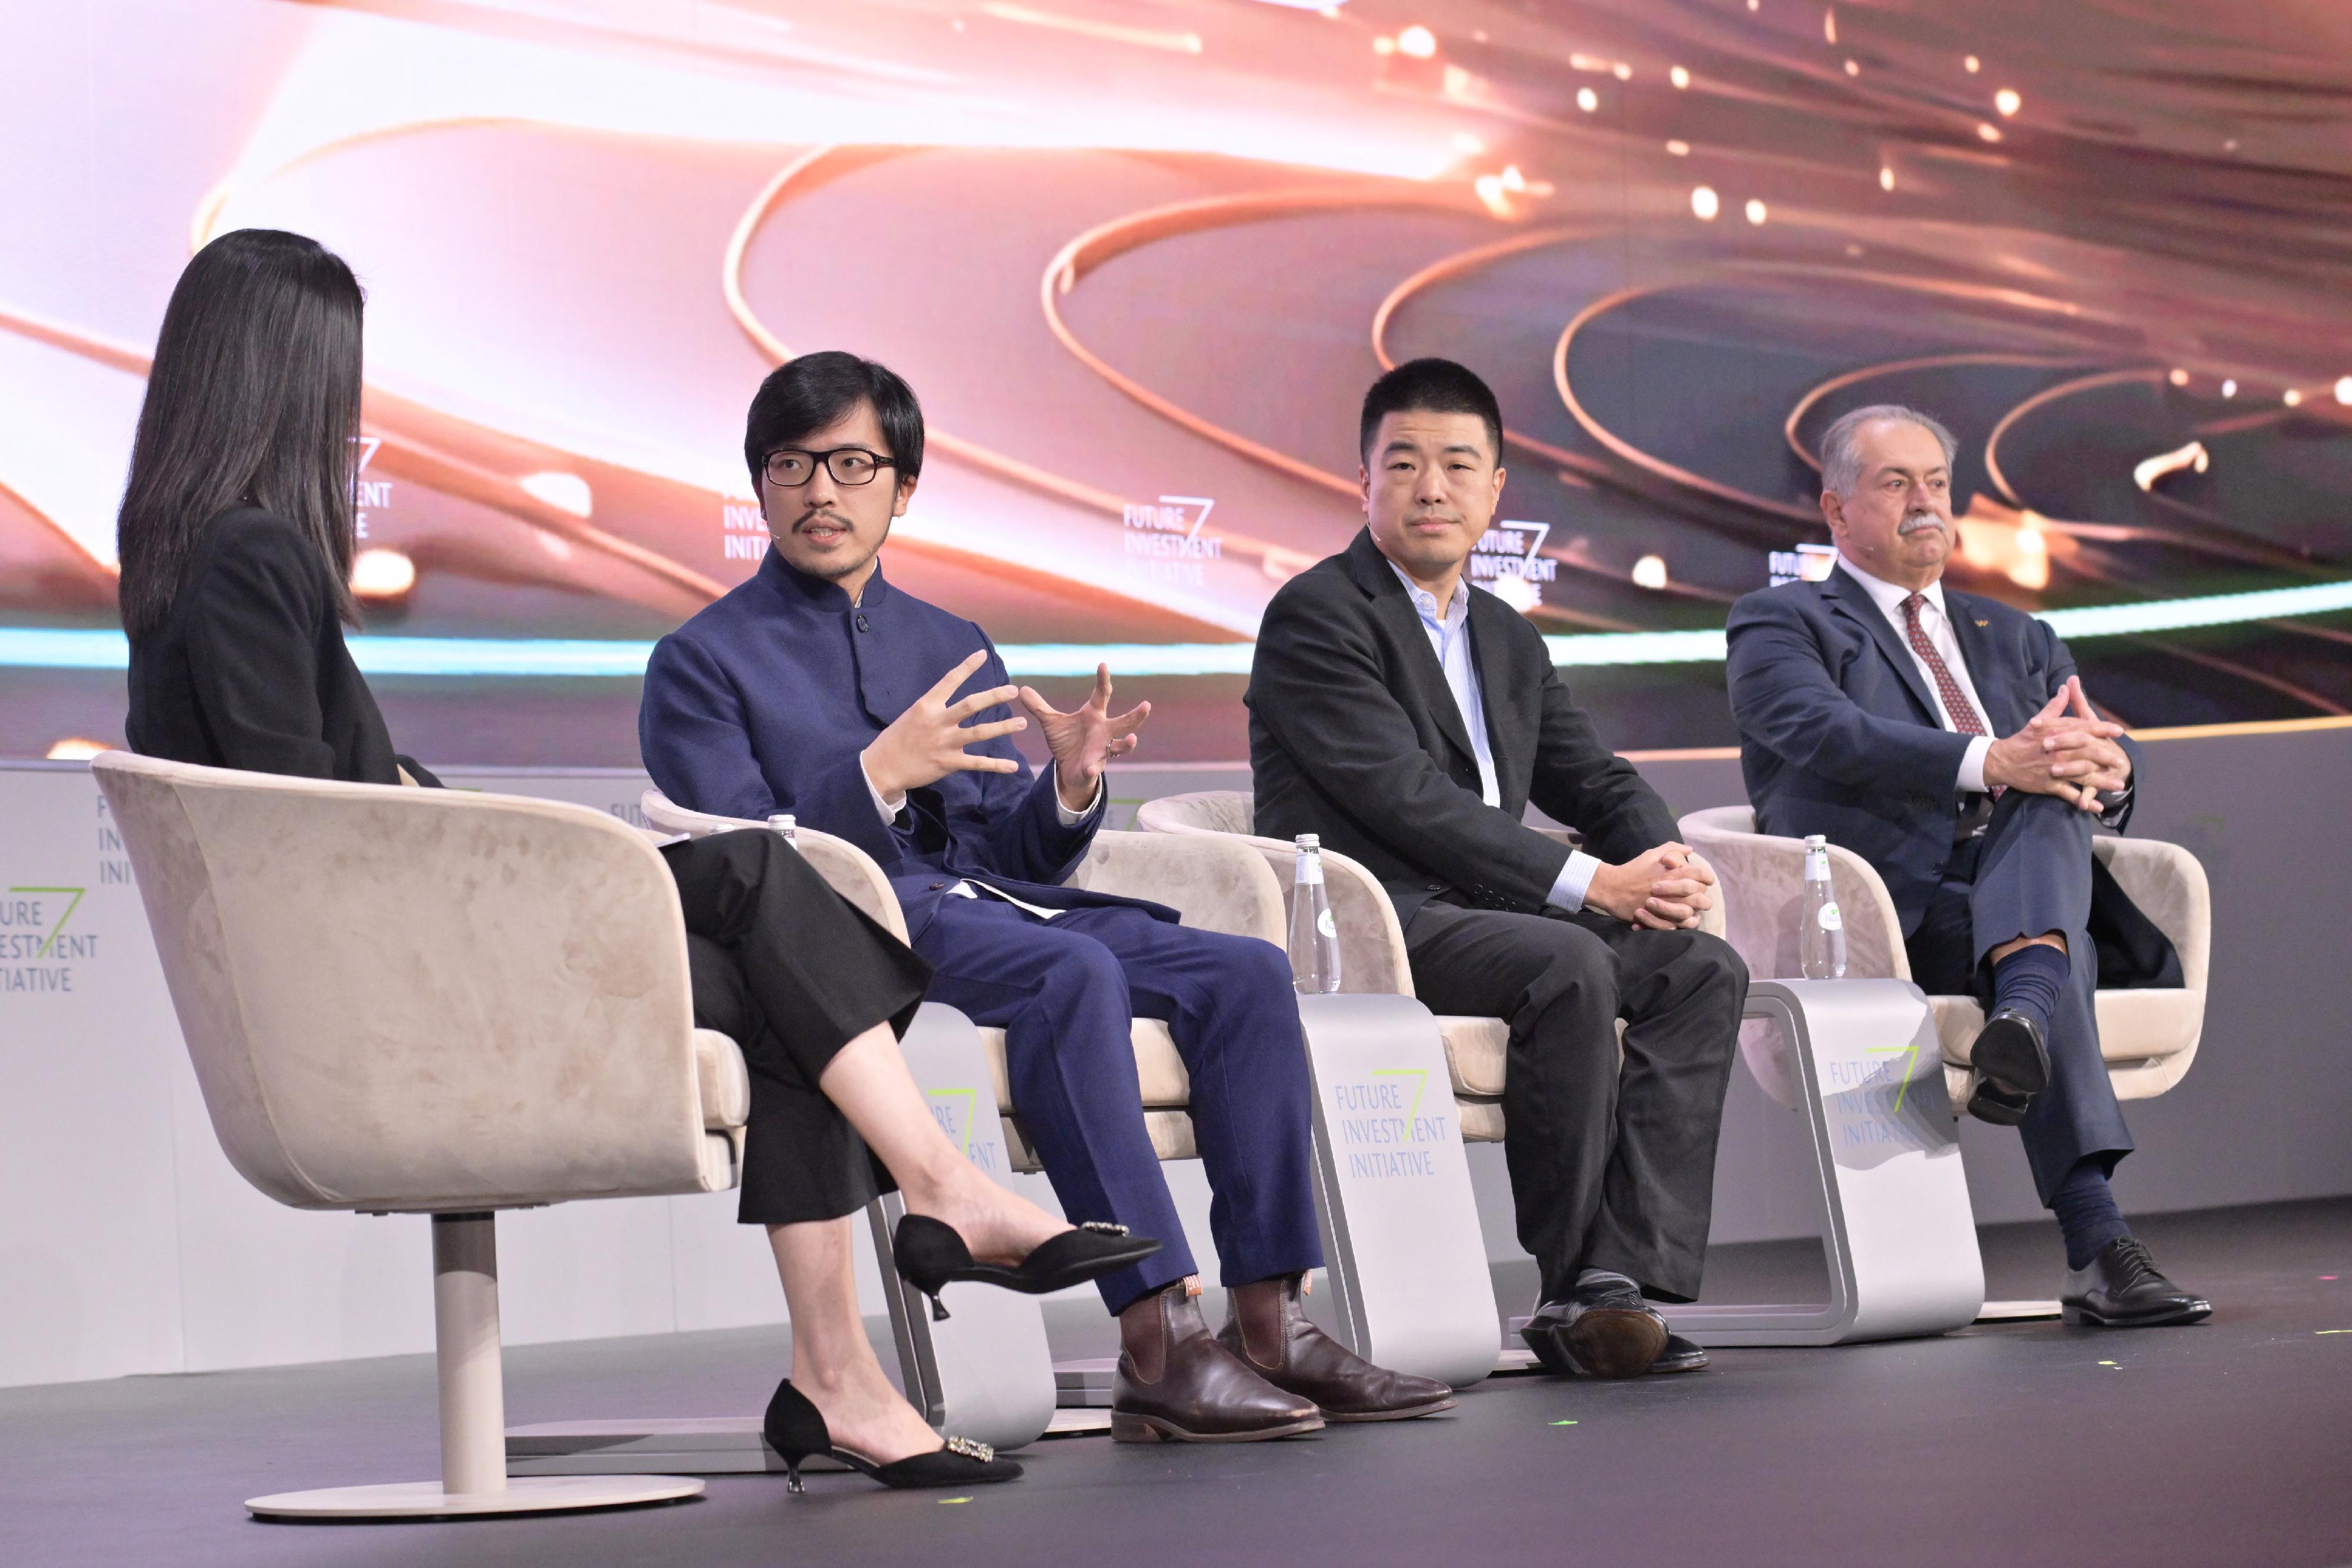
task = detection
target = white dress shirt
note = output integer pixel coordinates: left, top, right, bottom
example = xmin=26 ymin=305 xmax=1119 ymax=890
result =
xmin=1836 ymin=557 xmax=1994 ymax=793
xmin=1389 ymin=560 xmax=1602 ymax=912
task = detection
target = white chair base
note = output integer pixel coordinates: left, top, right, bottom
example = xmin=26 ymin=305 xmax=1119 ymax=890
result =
xmin=253 ymin=1213 xmax=702 ymax=1519
xmin=248 ymin=1475 xmax=702 ymax=1520
xmin=1662 ymin=980 xmax=1985 ymax=1347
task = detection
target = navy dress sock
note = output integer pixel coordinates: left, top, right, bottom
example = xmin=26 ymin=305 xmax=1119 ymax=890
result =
xmin=1989 ymin=942 xmax=2069 ymax=1038
xmin=2050 ymin=1158 xmax=2131 ymax=1271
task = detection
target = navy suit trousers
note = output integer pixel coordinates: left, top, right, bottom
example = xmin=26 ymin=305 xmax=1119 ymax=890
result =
xmin=914 ymin=898 xmax=1324 ymax=1313
xmin=1903 ymin=791 xmax=2135 ymax=1202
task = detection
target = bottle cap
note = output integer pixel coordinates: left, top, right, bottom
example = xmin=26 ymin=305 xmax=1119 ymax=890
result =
xmin=1803 ymin=834 xmax=1826 ymax=848
xmin=1295 ymin=833 xmax=1320 ymax=850
xmin=768 ymin=813 xmax=797 ymax=833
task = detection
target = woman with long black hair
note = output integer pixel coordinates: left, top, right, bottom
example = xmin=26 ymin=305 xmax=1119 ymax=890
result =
xmin=118 ymin=228 xmax=1154 ymax=1492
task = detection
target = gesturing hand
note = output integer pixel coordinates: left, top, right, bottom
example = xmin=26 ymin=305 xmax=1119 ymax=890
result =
xmin=1018 ymin=663 xmax=1150 ymax=814
xmin=862 ymin=650 xmax=1027 ymax=800
xmin=1984 ymin=676 xmax=2129 ymax=810
xmin=1585 ymin=842 xmax=1716 ymax=931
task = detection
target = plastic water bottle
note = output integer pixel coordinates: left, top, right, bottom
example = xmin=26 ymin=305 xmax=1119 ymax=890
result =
xmin=766 ymin=812 xmax=799 ymax=847
xmin=1288 ymin=835 xmax=1342 ymax=995
xmin=1801 ymin=834 xmax=1847 ymax=979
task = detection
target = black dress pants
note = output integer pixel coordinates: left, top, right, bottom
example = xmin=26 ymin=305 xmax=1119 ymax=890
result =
xmin=660 ymin=831 xmax=933 ymax=1226
xmin=1403 ymin=898 xmax=1746 ymax=1304
xmin=1901 ymin=791 xmax=2133 ymax=1203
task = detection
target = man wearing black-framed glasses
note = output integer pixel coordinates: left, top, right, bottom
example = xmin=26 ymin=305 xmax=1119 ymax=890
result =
xmin=642 ymin=352 xmax=1454 ymax=1442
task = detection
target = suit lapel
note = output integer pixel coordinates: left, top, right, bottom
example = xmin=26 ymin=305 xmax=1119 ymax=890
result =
xmin=1344 ymin=531 xmax=1479 ymax=770
xmin=1822 ymin=566 xmax=1939 ymax=725
xmin=1465 ymin=586 xmax=1524 ymax=800
xmin=1942 ymin=585 xmax=2017 ymax=735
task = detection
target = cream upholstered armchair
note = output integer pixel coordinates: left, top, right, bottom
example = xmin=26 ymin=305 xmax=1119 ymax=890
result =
xmin=639 ymin=792 xmax=1288 ymax=1169
xmin=1131 ymin=791 xmax=1726 ymax=1143
xmin=1677 ymin=807 xmax=2211 ymax=1110
xmin=96 ymin=753 xmax=742 ymax=1522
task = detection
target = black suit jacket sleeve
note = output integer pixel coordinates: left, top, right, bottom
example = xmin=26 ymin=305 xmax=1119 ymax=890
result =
xmin=1252 ymin=580 xmax=1577 ymax=909
xmin=1524 ymin=647 xmax=1678 ymax=865
xmin=1725 ymin=589 xmax=1975 ymax=797
xmin=180 ymin=524 xmax=342 ymax=780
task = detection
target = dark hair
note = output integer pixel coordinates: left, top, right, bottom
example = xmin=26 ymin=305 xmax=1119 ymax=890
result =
xmin=116 ymin=229 xmax=365 ymax=640
xmin=1359 ymin=357 xmax=1504 ymax=464
xmin=743 ymin=352 xmax=925 ymax=487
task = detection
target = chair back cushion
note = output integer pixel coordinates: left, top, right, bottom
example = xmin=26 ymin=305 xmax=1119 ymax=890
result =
xmin=642 ymin=790 xmax=908 ymax=940
xmin=96 ymin=753 xmax=715 ymax=1211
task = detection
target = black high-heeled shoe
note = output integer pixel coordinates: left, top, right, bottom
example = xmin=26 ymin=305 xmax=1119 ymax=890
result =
xmin=762 ymin=1378 xmax=1023 ymax=1493
xmin=892 ymin=1215 xmax=1161 ymax=1320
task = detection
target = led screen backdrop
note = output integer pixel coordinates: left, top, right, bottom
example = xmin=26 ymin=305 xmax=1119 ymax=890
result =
xmin=5 ymin=0 xmax=2350 ymax=765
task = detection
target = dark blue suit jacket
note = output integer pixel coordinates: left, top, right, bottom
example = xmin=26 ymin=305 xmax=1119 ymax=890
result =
xmin=1725 ymin=565 xmax=2141 ymax=937
xmin=639 ymin=549 xmax=1168 ymax=942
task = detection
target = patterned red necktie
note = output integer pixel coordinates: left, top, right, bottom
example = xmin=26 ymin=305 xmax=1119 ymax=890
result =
xmin=1902 ymin=591 xmax=1999 ymax=794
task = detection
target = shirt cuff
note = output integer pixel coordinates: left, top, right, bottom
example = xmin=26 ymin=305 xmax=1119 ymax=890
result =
xmin=1053 ymin=764 xmax=1104 ymax=825
xmin=860 ymin=752 xmax=908 ymax=825
xmin=1957 ymin=734 xmax=1993 ymax=794
xmin=1551 ymin=850 xmax=1603 ymax=913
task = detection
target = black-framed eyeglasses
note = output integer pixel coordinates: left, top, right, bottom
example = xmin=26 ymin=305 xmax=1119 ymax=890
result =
xmin=762 ymin=446 xmax=897 ymax=488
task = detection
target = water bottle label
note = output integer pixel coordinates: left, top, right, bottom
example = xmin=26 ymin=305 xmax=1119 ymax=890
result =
xmin=1317 ymin=908 xmax=1337 ymax=940
xmin=1817 ymin=902 xmax=1843 ymax=932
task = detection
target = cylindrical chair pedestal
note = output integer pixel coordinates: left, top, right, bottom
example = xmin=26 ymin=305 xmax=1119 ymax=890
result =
xmin=245 ymin=1213 xmax=704 ymax=1521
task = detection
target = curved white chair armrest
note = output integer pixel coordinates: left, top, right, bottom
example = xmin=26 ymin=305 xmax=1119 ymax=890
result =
xmin=642 ymin=789 xmax=907 ymax=941
xmin=1678 ymin=805 xmax=1903 ymax=980
xmin=2092 ymin=837 xmax=2211 ymax=993
xmin=1063 ymin=830 xmax=1285 ymax=944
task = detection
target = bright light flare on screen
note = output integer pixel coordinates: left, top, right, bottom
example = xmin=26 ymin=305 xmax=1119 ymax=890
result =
xmin=2286 ymin=388 xmax=2305 ymax=407
xmin=1965 ymin=55 xmax=1982 ymax=73
xmin=351 ymin=548 xmax=417 ymax=599
xmin=1666 ymin=139 xmax=1691 ymax=156
xmin=46 ymin=738 xmax=107 ymax=761
xmin=1823 ymin=8 xmax=1838 ymax=45
xmin=2336 ymin=376 xmax=2352 ymax=404
xmin=2133 ymin=441 xmax=2210 ymax=491
xmin=1576 ymin=87 xmax=1599 ymax=112
xmin=2222 ymin=379 xmax=2238 ymax=398
xmin=1396 ymin=25 xmax=1437 ymax=59
xmin=982 ymin=5 xmax=1203 ymax=55
xmin=2168 ymin=367 xmax=2190 ymax=387
xmin=1631 ymin=555 xmax=1669 ymax=590
xmin=1977 ymin=123 xmax=2003 ymax=143
xmin=1880 ymin=165 xmax=1896 ymax=191
xmin=519 ymin=471 xmax=594 ymax=517
xmin=1745 ymin=198 xmax=1768 ymax=224
xmin=1994 ymin=88 xmax=2022 ymax=117
xmin=1691 ymin=185 xmax=1720 ymax=220
xmin=1671 ymin=65 xmax=1690 ymax=89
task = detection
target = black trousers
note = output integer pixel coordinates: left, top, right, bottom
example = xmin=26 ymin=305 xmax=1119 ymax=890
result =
xmin=661 ymin=831 xmax=933 ymax=1226
xmin=1902 ymin=791 xmax=2133 ymax=1203
xmin=1403 ymin=898 xmax=1746 ymax=1304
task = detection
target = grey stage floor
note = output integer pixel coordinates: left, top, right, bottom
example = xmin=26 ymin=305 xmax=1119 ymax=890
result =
xmin=3 ymin=1200 xmax=2347 ymax=1568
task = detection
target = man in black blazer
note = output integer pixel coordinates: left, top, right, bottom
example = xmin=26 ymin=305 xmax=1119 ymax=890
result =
xmin=1250 ymin=359 xmax=1746 ymax=1379
xmin=1726 ymin=404 xmax=2209 ymax=1328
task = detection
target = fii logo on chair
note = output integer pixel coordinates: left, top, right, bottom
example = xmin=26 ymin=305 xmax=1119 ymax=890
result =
xmin=1330 ymin=1069 xmax=1449 ymax=1180
xmin=925 ymin=1088 xmax=1000 ymax=1173
xmin=1 ymin=884 xmax=91 ymax=995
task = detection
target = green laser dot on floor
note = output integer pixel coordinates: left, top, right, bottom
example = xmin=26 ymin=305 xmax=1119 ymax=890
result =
xmin=938 ymin=1496 xmax=974 ymax=1504
xmin=1549 ymin=1420 xmax=1578 ymax=1426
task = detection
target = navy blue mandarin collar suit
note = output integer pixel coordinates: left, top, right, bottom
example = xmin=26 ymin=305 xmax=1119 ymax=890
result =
xmin=640 ymin=544 xmax=1324 ymax=1315
xmin=639 ymin=546 xmax=1172 ymax=943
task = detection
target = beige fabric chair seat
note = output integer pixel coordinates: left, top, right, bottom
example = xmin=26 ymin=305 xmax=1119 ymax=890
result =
xmin=642 ymin=793 xmax=1287 ymax=1180
xmin=1679 ymin=805 xmax=2211 ymax=1110
xmin=1134 ymin=791 xmax=1716 ymax=1147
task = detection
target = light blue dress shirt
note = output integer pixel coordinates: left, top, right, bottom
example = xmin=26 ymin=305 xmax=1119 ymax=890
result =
xmin=1389 ymin=561 xmax=1602 ymax=912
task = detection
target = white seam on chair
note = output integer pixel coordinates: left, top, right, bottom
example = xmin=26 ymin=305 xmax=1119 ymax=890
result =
xmin=167 ymin=781 xmax=338 ymax=1207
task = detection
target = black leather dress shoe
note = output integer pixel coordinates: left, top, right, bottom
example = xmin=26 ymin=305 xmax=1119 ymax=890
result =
xmin=1519 ymin=1283 xmax=1668 ymax=1379
xmin=2060 ymin=1236 xmax=2213 ymax=1327
xmin=1646 ymin=1333 xmax=1709 ymax=1374
xmin=1966 ymin=1008 xmax=2050 ymax=1126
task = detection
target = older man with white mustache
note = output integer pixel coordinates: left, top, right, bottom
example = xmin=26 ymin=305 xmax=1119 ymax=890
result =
xmin=1725 ymin=404 xmax=2212 ymax=1329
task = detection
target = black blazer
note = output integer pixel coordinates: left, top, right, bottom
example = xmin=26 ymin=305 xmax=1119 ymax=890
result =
xmin=1725 ymin=565 xmax=2142 ymax=936
xmin=1248 ymin=529 xmax=1676 ymax=925
xmin=126 ymin=507 xmax=433 ymax=785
